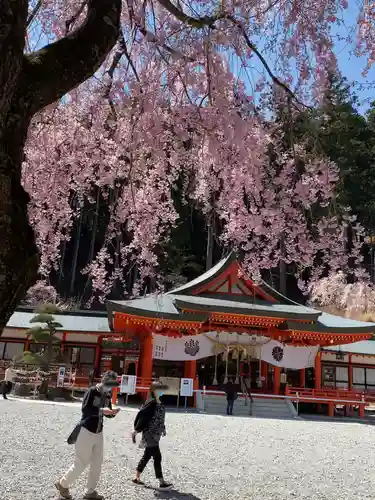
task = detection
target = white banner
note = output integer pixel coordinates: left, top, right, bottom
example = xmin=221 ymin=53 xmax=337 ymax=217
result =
xmin=152 ymin=333 xmax=318 ymax=368
xmin=152 ymin=333 xmax=221 ymax=361
xmin=260 ymin=340 xmax=318 ymax=369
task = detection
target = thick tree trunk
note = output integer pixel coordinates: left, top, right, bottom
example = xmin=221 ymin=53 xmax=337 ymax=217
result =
xmin=0 ymin=0 xmax=38 ymax=331
xmin=0 ymin=132 xmax=39 ymax=332
xmin=0 ymin=0 xmax=121 ymax=331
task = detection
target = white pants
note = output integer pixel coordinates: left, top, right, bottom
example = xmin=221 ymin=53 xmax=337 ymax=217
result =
xmin=60 ymin=427 xmax=103 ymax=493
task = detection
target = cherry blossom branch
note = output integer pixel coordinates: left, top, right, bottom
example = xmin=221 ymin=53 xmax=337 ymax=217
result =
xmin=226 ymin=15 xmax=309 ymax=109
xmin=22 ymin=0 xmax=122 ymax=115
xmin=122 ymin=37 xmax=141 ymax=83
xmin=155 ymin=0 xmax=222 ymax=27
xmin=154 ymin=0 xmax=307 ymax=106
xmin=103 ymin=33 xmax=129 ymax=104
xmin=131 ymin=13 xmax=195 ymax=61
xmin=65 ymin=0 xmax=88 ymax=34
xmin=103 ymin=32 xmax=140 ymax=116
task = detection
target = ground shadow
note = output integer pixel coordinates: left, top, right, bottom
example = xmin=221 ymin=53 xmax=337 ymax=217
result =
xmin=145 ymin=486 xmax=202 ymax=499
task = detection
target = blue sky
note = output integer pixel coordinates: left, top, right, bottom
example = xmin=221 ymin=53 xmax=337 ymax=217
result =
xmin=334 ymin=2 xmax=375 ymax=113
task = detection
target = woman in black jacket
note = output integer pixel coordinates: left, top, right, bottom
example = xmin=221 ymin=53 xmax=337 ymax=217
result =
xmin=56 ymin=371 xmax=120 ymax=500
xmin=132 ymin=382 xmax=172 ymax=489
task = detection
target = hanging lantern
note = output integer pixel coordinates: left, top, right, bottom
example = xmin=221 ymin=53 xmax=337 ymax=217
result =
xmin=336 ymin=349 xmax=345 ymax=361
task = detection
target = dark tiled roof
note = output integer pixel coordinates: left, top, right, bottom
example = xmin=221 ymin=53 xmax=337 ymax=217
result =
xmin=173 ymin=295 xmax=320 ymax=320
xmin=166 ymin=252 xmax=236 ymax=296
xmin=107 ymin=251 xmax=375 ymax=335
xmin=282 ymin=313 xmax=375 ymax=334
xmin=325 ymin=339 xmax=375 ymax=355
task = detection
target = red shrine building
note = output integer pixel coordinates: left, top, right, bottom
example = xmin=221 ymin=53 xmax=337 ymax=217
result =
xmin=107 ymin=252 xmax=375 ymax=395
xmin=1 ymin=252 xmax=375 ymax=404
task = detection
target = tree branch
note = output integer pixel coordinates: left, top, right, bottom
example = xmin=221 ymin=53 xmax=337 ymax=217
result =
xmin=27 ymin=0 xmax=43 ymax=27
xmin=21 ymin=0 xmax=122 ymax=115
xmin=154 ymin=0 xmax=308 ymax=107
xmin=226 ymin=15 xmax=309 ymax=109
xmin=65 ymin=0 xmax=88 ymax=34
xmin=155 ymin=0 xmax=222 ymax=27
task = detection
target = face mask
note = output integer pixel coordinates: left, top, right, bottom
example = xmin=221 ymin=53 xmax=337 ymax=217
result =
xmin=103 ymin=385 xmax=113 ymax=392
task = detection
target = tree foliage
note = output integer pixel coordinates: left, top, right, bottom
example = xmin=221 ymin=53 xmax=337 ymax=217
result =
xmin=3 ymin=0 xmax=375 ymax=322
xmin=18 ymin=304 xmax=63 ymax=377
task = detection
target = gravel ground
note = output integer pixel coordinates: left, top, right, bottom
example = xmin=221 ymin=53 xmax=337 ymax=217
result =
xmin=1 ymin=398 xmax=375 ymax=500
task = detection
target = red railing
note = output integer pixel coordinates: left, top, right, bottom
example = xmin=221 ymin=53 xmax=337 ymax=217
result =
xmin=286 ymin=386 xmax=375 ymax=402
xmin=285 ymin=386 xmax=375 ymax=418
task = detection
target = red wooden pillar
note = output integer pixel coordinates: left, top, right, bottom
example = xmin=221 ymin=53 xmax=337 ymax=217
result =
xmin=139 ymin=332 xmax=153 ymax=400
xmin=300 ymin=368 xmax=306 ymax=388
xmin=193 ymin=375 xmax=199 ymax=408
xmin=314 ymin=352 xmax=322 ymax=390
xmin=274 ymin=366 xmax=281 ymax=395
xmin=328 ymin=402 xmax=334 ymax=417
xmin=184 ymin=360 xmax=197 ymax=380
xmin=184 ymin=361 xmax=197 ymax=408
xmin=348 ymin=354 xmax=353 ymax=390
xmin=61 ymin=332 xmax=66 ymax=353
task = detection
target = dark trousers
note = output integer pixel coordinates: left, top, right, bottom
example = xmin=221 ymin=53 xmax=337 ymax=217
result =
xmin=137 ymin=445 xmax=163 ymax=479
xmin=227 ymin=400 xmax=234 ymax=415
xmin=2 ymin=381 xmax=12 ymax=398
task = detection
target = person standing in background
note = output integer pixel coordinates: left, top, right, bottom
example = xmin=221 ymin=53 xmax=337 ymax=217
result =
xmin=2 ymin=364 xmax=15 ymax=399
xmin=55 ymin=371 xmax=120 ymax=500
xmin=224 ymin=379 xmax=237 ymax=416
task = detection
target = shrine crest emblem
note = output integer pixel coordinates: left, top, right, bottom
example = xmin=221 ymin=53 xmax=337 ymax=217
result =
xmin=185 ymin=339 xmax=200 ymax=357
xmin=272 ymin=346 xmax=284 ymax=362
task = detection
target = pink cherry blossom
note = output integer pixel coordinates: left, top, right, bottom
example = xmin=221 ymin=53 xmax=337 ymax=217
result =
xmin=21 ymin=0 xmax=375 ymax=306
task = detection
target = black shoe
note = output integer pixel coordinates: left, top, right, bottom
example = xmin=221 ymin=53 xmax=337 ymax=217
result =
xmin=3 ymin=396 xmax=7 ymax=400
xmin=159 ymin=482 xmax=173 ymax=490
xmin=132 ymin=479 xmax=145 ymax=486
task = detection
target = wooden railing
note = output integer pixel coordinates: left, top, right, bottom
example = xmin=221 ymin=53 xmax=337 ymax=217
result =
xmin=285 ymin=386 xmax=375 ymax=418
xmin=286 ymin=386 xmax=375 ymax=402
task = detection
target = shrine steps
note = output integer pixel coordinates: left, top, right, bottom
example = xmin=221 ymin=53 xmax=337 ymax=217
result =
xmin=201 ymin=394 xmax=297 ymax=419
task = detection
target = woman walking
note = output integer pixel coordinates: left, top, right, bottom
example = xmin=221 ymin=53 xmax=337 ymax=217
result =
xmin=132 ymin=382 xmax=172 ymax=490
xmin=55 ymin=371 xmax=120 ymax=500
